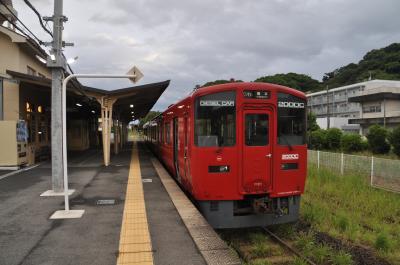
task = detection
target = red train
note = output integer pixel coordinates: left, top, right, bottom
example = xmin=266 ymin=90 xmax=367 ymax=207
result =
xmin=144 ymin=82 xmax=307 ymax=228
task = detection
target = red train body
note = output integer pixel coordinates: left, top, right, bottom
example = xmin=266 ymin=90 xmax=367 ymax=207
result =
xmin=144 ymin=82 xmax=307 ymax=228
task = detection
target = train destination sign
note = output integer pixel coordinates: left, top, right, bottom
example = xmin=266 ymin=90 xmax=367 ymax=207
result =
xmin=199 ymin=100 xmax=235 ymax=107
xmin=243 ymin=90 xmax=270 ymax=99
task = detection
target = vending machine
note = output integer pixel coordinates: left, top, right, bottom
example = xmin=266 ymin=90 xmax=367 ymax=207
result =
xmin=0 ymin=120 xmax=28 ymax=167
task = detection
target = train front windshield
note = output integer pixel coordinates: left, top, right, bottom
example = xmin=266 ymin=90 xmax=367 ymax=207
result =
xmin=195 ymin=91 xmax=236 ymax=147
xmin=277 ymin=93 xmax=306 ymax=146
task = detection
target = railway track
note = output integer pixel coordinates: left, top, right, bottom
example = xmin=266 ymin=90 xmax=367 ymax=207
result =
xmin=220 ymin=227 xmax=317 ymax=265
xmin=261 ymin=227 xmax=317 ymax=265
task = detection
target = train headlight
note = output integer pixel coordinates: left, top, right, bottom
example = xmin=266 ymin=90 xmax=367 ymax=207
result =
xmin=281 ymin=163 xmax=298 ymax=170
xmin=209 ymin=165 xmax=230 ymax=173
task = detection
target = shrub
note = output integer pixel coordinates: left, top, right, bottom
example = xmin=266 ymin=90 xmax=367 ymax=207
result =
xmin=325 ymin=128 xmax=342 ymax=150
xmin=336 ymin=215 xmax=349 ymax=232
xmin=331 ymin=251 xmax=354 ymax=265
xmin=389 ymin=125 xmax=400 ymax=157
xmin=360 ymin=139 xmax=369 ymax=151
xmin=312 ymin=245 xmax=331 ymax=264
xmin=341 ymin=133 xmax=363 ymax=153
xmin=309 ymin=129 xmax=326 ymax=150
xmin=375 ymin=233 xmax=390 ymax=252
xmin=341 ymin=133 xmax=362 ymax=152
xmin=366 ymin=125 xmax=390 ymax=154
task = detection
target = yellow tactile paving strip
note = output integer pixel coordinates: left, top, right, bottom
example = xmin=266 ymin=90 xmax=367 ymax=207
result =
xmin=117 ymin=141 xmax=153 ymax=265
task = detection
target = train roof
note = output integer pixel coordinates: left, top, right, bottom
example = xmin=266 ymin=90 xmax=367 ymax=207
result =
xmin=164 ymin=82 xmax=306 ymax=112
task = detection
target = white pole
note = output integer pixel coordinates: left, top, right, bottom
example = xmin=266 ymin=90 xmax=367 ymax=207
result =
xmin=317 ymin=150 xmax=320 ymax=169
xmin=371 ymin=156 xmax=374 ymax=187
xmin=61 ymin=73 xmax=136 ymax=212
xmin=341 ymin=152 xmax=344 ymax=175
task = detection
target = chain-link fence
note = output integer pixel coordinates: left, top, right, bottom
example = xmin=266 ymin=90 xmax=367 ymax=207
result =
xmin=308 ymin=150 xmax=400 ymax=193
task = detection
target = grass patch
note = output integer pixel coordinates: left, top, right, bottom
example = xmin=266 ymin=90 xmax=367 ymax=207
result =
xmin=247 ymin=259 xmax=271 ymax=265
xmin=291 ymin=257 xmax=308 ymax=265
xmin=375 ymin=233 xmax=390 ymax=252
xmin=303 ymin=165 xmax=400 ymax=263
xmin=330 ymin=250 xmax=354 ymax=265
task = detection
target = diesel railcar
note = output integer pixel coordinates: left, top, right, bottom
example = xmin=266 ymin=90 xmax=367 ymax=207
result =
xmin=144 ymin=82 xmax=307 ymax=228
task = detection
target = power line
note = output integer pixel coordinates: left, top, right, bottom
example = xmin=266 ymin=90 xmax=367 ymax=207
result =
xmin=20 ymin=0 xmax=75 ymax=76
xmin=0 ymin=12 xmax=34 ymax=41
xmin=23 ymin=0 xmax=53 ymax=37
xmin=1 ymin=1 xmax=84 ymax=95
xmin=0 ymin=0 xmax=43 ymax=44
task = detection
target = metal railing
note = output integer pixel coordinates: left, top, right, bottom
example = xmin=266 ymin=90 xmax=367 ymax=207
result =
xmin=308 ymin=150 xmax=400 ymax=193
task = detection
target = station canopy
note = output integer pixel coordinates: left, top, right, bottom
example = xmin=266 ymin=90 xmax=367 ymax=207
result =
xmin=6 ymin=70 xmax=170 ymax=122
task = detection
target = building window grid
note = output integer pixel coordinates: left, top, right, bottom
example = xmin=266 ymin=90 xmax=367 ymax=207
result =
xmin=363 ymin=105 xmax=382 ymax=113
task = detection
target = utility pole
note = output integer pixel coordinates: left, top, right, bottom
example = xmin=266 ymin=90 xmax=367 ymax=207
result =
xmin=326 ymin=85 xmax=330 ymax=129
xmin=45 ymin=0 xmax=69 ymax=193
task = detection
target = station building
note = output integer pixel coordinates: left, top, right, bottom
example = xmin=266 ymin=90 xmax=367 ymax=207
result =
xmin=0 ymin=22 xmax=169 ymax=167
xmin=348 ymin=85 xmax=400 ymax=135
xmin=306 ymin=79 xmax=400 ymax=134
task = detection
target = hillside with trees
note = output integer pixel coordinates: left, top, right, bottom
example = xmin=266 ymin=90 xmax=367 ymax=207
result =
xmin=322 ymin=43 xmax=400 ymax=88
xmin=202 ymin=43 xmax=400 ymax=92
xmin=254 ymin=73 xmax=322 ymax=92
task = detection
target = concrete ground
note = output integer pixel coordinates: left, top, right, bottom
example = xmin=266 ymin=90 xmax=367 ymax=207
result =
xmin=0 ymin=143 xmax=210 ymax=265
xmin=138 ymin=142 xmax=206 ymax=265
xmin=0 ymin=147 xmax=131 ymax=265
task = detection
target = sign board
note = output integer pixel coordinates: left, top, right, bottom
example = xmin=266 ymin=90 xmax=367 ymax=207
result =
xmin=199 ymin=100 xmax=235 ymax=107
xmin=126 ymin=66 xmax=144 ymax=84
xmin=243 ymin=90 xmax=270 ymax=99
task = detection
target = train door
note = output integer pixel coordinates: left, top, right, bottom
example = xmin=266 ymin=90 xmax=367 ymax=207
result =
xmin=242 ymin=109 xmax=272 ymax=193
xmin=183 ymin=116 xmax=189 ymax=180
xmin=173 ymin=117 xmax=180 ymax=180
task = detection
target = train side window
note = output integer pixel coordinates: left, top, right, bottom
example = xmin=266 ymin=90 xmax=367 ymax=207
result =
xmin=195 ymin=91 xmax=236 ymax=147
xmin=166 ymin=122 xmax=171 ymax=144
xmin=277 ymin=93 xmax=306 ymax=145
xmin=245 ymin=114 xmax=269 ymax=146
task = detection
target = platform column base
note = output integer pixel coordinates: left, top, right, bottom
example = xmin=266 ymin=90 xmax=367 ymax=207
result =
xmin=40 ymin=189 xmax=75 ymax=197
xmin=49 ymin=210 xmax=85 ymax=219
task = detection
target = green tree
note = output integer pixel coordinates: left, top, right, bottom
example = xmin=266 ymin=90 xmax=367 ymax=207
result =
xmin=202 ymin=79 xmax=243 ymax=87
xmin=325 ymin=128 xmax=342 ymax=150
xmin=307 ymin=112 xmax=319 ymax=132
xmin=309 ymin=129 xmax=326 ymax=150
xmin=138 ymin=111 xmax=161 ymax=129
xmin=323 ymin=43 xmax=400 ymax=88
xmin=254 ymin=73 xmax=322 ymax=93
xmin=341 ymin=133 xmax=363 ymax=153
xmin=389 ymin=125 xmax=400 ymax=156
xmin=366 ymin=125 xmax=390 ymax=154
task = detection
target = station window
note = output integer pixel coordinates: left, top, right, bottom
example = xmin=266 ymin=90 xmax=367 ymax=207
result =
xmin=195 ymin=91 xmax=236 ymax=147
xmin=277 ymin=93 xmax=306 ymax=146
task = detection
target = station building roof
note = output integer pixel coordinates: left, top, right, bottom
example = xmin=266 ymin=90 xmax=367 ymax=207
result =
xmin=6 ymin=69 xmax=170 ymax=123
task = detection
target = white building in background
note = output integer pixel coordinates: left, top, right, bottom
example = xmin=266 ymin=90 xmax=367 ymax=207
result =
xmin=307 ymin=80 xmax=400 ymax=133
xmin=348 ymin=85 xmax=400 ymax=135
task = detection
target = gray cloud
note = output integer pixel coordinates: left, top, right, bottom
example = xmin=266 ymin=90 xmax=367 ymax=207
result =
xmin=13 ymin=0 xmax=400 ymax=110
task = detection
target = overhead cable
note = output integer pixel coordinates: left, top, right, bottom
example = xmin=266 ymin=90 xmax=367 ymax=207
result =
xmin=0 ymin=0 xmax=44 ymax=44
xmin=23 ymin=0 xmax=53 ymax=37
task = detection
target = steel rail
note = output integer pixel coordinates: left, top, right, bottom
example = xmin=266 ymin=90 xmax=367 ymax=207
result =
xmin=262 ymin=227 xmax=317 ymax=265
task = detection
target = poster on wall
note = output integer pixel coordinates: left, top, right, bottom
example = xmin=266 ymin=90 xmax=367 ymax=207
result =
xmin=17 ymin=120 xmax=28 ymax=142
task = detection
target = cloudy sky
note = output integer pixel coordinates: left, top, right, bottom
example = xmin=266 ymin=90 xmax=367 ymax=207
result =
xmin=13 ymin=0 xmax=400 ymax=110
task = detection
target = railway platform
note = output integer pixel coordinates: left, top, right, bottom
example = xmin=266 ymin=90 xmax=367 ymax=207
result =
xmin=0 ymin=140 xmax=240 ymax=265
